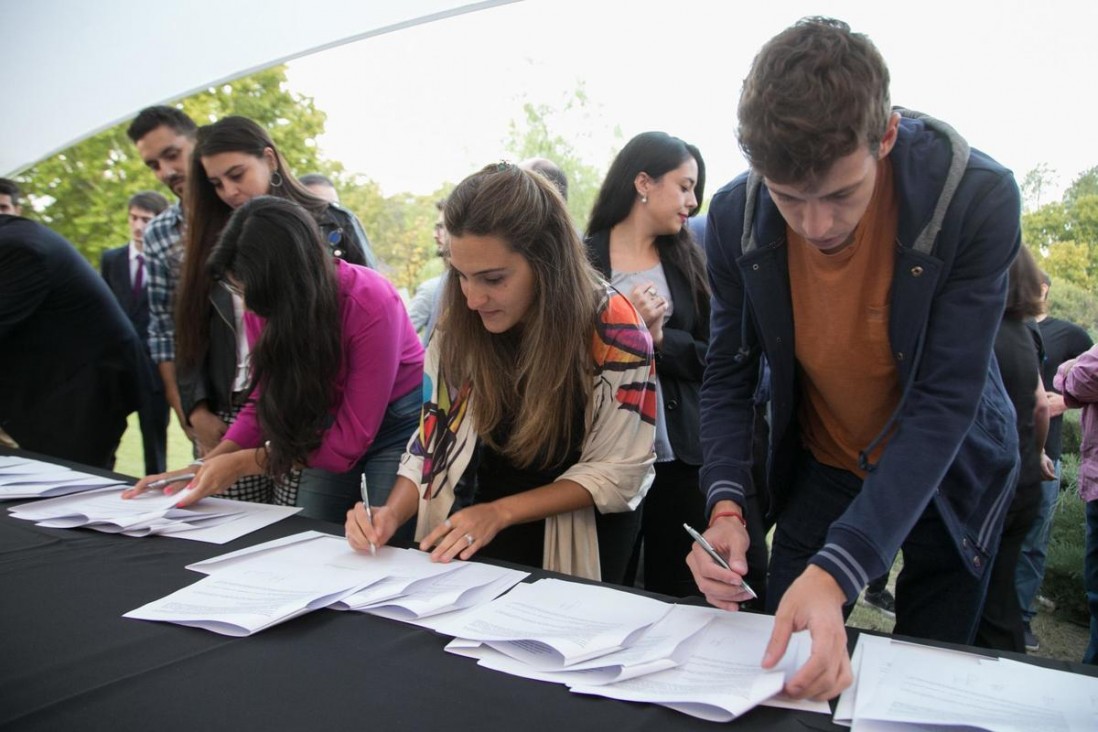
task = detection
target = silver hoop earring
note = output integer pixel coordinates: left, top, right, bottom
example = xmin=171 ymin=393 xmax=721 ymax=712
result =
xmin=270 ymin=170 xmax=284 ymax=188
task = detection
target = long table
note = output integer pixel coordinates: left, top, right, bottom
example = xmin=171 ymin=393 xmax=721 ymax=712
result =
xmin=1 ymin=448 xmax=1094 ymax=731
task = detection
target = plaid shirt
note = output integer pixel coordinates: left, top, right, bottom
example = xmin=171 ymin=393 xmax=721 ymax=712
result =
xmin=143 ymin=203 xmax=184 ymax=363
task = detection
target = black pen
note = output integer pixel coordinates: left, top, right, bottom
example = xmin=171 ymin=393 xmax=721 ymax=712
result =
xmin=683 ymin=523 xmax=758 ymax=600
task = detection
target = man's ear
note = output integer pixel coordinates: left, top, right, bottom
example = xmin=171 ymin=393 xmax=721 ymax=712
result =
xmin=877 ymin=112 xmax=902 ymax=159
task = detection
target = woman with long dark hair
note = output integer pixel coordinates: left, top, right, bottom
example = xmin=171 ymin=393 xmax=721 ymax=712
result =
xmin=345 ymin=163 xmax=656 ymax=581
xmin=127 ymin=197 xmax=422 ymax=522
xmin=582 ymin=131 xmax=709 ymax=596
xmin=171 ymin=116 xmax=375 ymax=505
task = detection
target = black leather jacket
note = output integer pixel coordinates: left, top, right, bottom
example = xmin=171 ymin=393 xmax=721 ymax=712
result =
xmin=177 ymin=283 xmax=239 ymax=421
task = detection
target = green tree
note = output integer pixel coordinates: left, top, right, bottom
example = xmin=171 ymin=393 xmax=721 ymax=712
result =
xmin=1064 ymin=166 xmax=1098 ymax=205
xmin=504 ymin=83 xmax=617 ymax=229
xmin=1046 ymin=277 xmax=1098 ymax=338
xmin=1024 ymin=165 xmax=1098 ymax=334
xmin=1022 ymin=200 xmax=1069 ymax=250
xmin=337 ymin=177 xmax=451 ymax=292
xmin=1040 ymin=240 xmax=1092 ymax=291
xmin=1019 ymin=162 xmax=1057 ymax=211
xmin=16 ymin=65 xmax=336 ymax=264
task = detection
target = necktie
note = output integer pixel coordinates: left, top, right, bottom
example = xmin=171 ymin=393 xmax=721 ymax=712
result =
xmin=132 ymin=253 xmax=144 ymax=298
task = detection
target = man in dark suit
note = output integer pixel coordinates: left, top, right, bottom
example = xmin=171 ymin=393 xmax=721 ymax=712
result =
xmin=100 ymin=191 xmax=170 ymax=473
xmin=0 ymin=215 xmax=149 ymax=469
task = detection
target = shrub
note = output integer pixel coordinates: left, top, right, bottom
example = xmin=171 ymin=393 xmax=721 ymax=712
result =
xmin=1061 ymin=410 xmax=1082 ymax=458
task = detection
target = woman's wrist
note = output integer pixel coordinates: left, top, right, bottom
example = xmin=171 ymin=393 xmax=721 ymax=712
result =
xmin=386 ymin=477 xmax=422 ymax=523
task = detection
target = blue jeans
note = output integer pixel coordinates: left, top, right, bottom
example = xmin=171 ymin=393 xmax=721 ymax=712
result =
xmin=1085 ymin=499 xmax=1098 ymax=664
xmin=296 ymin=389 xmax=421 ymax=533
xmin=1015 ymin=460 xmax=1061 ymax=622
xmin=768 ymin=452 xmax=992 ymax=644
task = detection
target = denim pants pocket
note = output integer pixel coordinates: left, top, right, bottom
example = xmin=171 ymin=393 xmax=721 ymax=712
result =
xmin=297 ymin=389 xmax=422 ymax=526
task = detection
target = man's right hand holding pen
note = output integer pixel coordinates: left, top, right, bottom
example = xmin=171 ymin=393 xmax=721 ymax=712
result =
xmin=685 ymin=500 xmax=755 ymax=610
xmin=687 ymin=500 xmax=852 ymax=701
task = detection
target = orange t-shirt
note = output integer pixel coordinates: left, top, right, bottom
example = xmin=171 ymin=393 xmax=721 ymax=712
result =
xmin=787 ymin=158 xmax=900 ymax=477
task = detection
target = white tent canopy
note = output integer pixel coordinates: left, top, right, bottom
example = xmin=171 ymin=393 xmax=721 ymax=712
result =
xmin=0 ymin=0 xmax=516 ymax=176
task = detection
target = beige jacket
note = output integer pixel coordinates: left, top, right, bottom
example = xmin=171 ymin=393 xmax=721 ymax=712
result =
xmin=396 ymin=289 xmax=656 ymax=580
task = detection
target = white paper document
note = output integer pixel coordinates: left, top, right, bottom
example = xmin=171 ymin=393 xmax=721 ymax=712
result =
xmin=126 ymin=535 xmax=391 ymax=635
xmin=127 ymin=534 xmax=523 ymax=635
xmin=839 ymin=634 xmax=1098 ymax=731
xmin=328 ymin=549 xmax=468 ymax=609
xmin=359 ymin=561 xmax=529 ymax=621
xmin=569 ymin=609 xmax=809 ymax=722
xmin=429 ymin=578 xmax=671 ymax=667
xmin=0 ymin=461 xmax=124 ymax=499
xmin=11 ymin=486 xmax=195 ymax=524
xmin=9 ymin=486 xmax=301 ymax=543
xmin=186 ymin=530 xmax=335 ymax=572
xmin=461 ymin=603 xmax=712 ymax=685
xmin=125 ymin=557 xmax=375 ymax=636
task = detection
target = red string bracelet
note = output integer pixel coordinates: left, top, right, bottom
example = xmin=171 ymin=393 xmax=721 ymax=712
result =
xmin=708 ymin=510 xmax=747 ymax=529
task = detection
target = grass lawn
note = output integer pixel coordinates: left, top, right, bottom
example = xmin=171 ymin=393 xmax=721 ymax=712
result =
xmin=112 ymin=412 xmax=193 ymax=480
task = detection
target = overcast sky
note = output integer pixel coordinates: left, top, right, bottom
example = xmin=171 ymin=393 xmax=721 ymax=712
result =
xmin=285 ymin=0 xmax=1098 ymax=205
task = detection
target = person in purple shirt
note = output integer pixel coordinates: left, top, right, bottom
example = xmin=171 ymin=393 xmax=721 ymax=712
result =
xmin=1054 ymin=344 xmax=1098 ymax=664
xmin=126 ymin=197 xmax=424 ymax=525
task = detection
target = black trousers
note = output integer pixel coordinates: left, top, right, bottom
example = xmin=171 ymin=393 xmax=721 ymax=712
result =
xmin=629 ymin=459 xmax=707 ymax=597
xmin=769 ymin=451 xmax=993 ymax=645
xmin=136 ymin=384 xmax=169 ymax=475
xmin=974 ymin=482 xmax=1040 ymax=652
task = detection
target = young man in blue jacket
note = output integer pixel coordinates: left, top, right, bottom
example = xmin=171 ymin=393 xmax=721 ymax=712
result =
xmin=688 ymin=17 xmax=1021 ymax=700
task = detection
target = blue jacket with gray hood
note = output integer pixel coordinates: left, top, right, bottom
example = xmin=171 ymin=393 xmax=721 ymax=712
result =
xmin=700 ymin=110 xmax=1021 ymax=602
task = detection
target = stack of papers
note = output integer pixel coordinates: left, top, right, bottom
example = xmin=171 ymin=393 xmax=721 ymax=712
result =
xmin=433 ymin=578 xmax=821 ymax=722
xmin=126 ymin=531 xmax=528 ymax=636
xmin=834 ymin=634 xmax=1098 ymax=730
xmin=338 ymin=560 xmax=529 ymax=627
xmin=9 ymin=485 xmax=301 ymax=543
xmin=0 ymin=456 xmax=124 ymax=499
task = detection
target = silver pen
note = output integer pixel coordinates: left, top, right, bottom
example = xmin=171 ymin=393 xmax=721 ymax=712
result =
xmin=360 ymin=473 xmax=377 ymax=555
xmin=683 ymin=523 xmax=758 ymax=600
xmin=147 ymin=473 xmax=196 ymax=490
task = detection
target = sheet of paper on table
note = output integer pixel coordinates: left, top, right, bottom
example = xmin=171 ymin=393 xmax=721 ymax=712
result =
xmin=568 ymin=609 xmax=809 ymax=723
xmin=8 ymin=485 xmax=301 ymax=543
xmin=357 ymin=561 xmax=529 ymax=621
xmin=126 ymin=532 xmax=523 ymax=636
xmin=451 ymin=603 xmax=712 ymax=685
xmin=429 ymin=578 xmax=672 ymax=667
xmin=835 ymin=633 xmax=1098 ymax=731
xmin=0 ymin=457 xmax=124 ymax=499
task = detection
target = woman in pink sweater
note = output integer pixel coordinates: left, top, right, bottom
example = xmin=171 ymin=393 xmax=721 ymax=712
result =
xmin=127 ymin=197 xmax=423 ymax=525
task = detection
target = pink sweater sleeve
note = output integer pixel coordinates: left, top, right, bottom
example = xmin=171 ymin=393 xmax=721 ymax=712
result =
xmin=307 ymin=284 xmax=410 ymax=473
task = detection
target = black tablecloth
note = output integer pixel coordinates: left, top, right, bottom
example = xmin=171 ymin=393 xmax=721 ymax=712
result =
xmin=0 ymin=447 xmax=1093 ymax=731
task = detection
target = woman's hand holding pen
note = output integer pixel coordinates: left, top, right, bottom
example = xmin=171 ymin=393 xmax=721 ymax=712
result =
xmin=124 ymin=466 xmax=198 ymax=501
xmin=420 ymin=503 xmax=507 ymax=563
xmin=346 ymin=502 xmax=401 ymax=552
xmin=122 ymin=452 xmax=248 ymax=507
